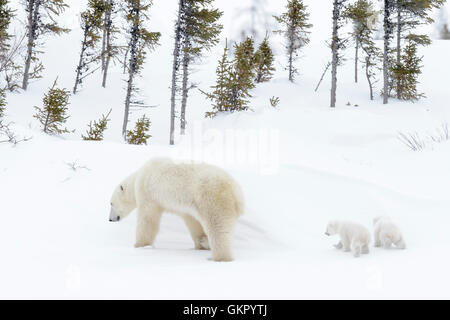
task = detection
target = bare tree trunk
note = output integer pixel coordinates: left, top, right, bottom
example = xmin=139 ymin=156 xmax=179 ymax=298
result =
xmin=354 ymin=38 xmax=359 ymax=83
xmin=288 ymin=48 xmax=294 ymax=82
xmin=123 ymin=47 xmax=129 ymax=74
xmin=123 ymin=68 xmax=135 ymax=138
xmin=170 ymin=0 xmax=185 ymax=145
xmin=122 ymin=5 xmax=140 ymax=139
xmin=287 ymin=27 xmax=295 ymax=82
xmin=365 ymin=57 xmax=373 ymax=100
xmin=180 ymin=48 xmax=189 ymax=135
xmin=101 ymin=16 xmax=107 ymax=71
xmin=396 ymin=8 xmax=401 ymax=99
xmin=22 ymin=0 xmax=40 ymax=91
xmin=383 ymin=0 xmax=390 ymax=105
xmin=102 ymin=1 xmax=112 ymax=88
xmin=330 ymin=0 xmax=339 ymax=108
xmin=73 ymin=29 xmax=89 ymax=94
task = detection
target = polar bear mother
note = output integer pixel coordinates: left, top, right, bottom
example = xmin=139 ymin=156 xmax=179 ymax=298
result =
xmin=109 ymin=158 xmax=245 ymax=262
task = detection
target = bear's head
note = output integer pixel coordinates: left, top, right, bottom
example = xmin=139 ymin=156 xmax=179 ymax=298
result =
xmin=325 ymin=221 xmax=340 ymax=236
xmin=109 ymin=182 xmax=136 ymax=222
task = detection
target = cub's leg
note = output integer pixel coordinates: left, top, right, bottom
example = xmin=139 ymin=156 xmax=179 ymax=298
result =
xmin=374 ymin=228 xmax=382 ymax=247
xmin=380 ymin=232 xmax=392 ymax=249
xmin=135 ymin=203 xmax=163 ymax=248
xmin=183 ymin=215 xmax=209 ymax=250
xmin=334 ymin=241 xmax=343 ymax=249
xmin=362 ymin=244 xmax=370 ymax=254
xmin=342 ymin=236 xmax=351 ymax=252
xmin=394 ymin=238 xmax=406 ymax=249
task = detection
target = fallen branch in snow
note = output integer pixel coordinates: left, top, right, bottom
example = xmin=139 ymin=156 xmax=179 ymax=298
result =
xmin=0 ymin=121 xmax=33 ymax=145
xmin=65 ymin=161 xmax=91 ymax=172
xmin=315 ymin=61 xmax=331 ymax=92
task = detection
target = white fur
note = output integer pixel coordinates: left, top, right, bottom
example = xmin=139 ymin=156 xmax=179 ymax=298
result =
xmin=326 ymin=221 xmax=371 ymax=257
xmin=109 ymin=158 xmax=245 ymax=262
xmin=373 ymin=216 xmax=406 ymax=249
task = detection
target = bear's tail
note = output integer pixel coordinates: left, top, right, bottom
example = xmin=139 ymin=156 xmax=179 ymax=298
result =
xmin=232 ymin=182 xmax=245 ymax=217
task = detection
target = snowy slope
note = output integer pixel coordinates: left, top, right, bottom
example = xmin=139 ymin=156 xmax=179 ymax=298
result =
xmin=1 ymin=0 xmax=450 ymax=299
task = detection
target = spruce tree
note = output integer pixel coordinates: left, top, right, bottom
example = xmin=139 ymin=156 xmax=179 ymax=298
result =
xmin=0 ymin=0 xmax=13 ymax=53
xmin=360 ymin=34 xmax=381 ymax=101
xmin=169 ymin=0 xmax=185 ymax=145
xmin=0 ymin=0 xmax=22 ymax=91
xmin=179 ymin=0 xmax=222 ymax=136
xmin=202 ymin=37 xmax=256 ymax=117
xmin=101 ymin=0 xmax=119 ymax=88
xmin=390 ymin=34 xmax=426 ymax=101
xmin=274 ymin=0 xmax=312 ymax=82
xmin=344 ymin=0 xmax=381 ymax=100
xmin=170 ymin=0 xmax=223 ymax=143
xmin=34 ymin=78 xmax=71 ymax=134
xmin=82 ymin=109 xmax=111 ymax=141
xmin=73 ymin=0 xmax=107 ymax=94
xmin=330 ymin=0 xmax=348 ymax=108
xmin=382 ymin=0 xmax=395 ymax=104
xmin=127 ymin=114 xmax=151 ymax=145
xmin=230 ymin=36 xmax=256 ymax=110
xmin=253 ymin=33 xmax=275 ymax=83
xmin=343 ymin=0 xmax=377 ymax=84
xmin=391 ymin=0 xmax=445 ymax=100
xmin=122 ymin=0 xmax=160 ymax=139
xmin=22 ymin=0 xmax=70 ymax=90
xmin=201 ymin=41 xmax=233 ymax=118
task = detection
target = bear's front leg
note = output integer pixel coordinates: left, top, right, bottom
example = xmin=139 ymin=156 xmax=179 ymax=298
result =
xmin=183 ymin=215 xmax=210 ymax=250
xmin=342 ymin=238 xmax=351 ymax=252
xmin=135 ymin=204 xmax=163 ymax=248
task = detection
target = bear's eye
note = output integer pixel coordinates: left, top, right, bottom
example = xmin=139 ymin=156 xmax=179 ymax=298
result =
xmin=120 ymin=185 xmax=124 ymax=191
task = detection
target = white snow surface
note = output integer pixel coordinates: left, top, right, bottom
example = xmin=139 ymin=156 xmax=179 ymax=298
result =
xmin=1 ymin=0 xmax=450 ymax=299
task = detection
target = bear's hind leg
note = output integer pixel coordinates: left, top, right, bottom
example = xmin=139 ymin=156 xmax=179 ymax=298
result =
xmin=202 ymin=217 xmax=236 ymax=262
xmin=135 ymin=204 xmax=163 ymax=248
xmin=183 ymin=215 xmax=209 ymax=250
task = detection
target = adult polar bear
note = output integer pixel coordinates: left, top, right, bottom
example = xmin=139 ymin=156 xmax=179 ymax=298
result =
xmin=109 ymin=158 xmax=245 ymax=262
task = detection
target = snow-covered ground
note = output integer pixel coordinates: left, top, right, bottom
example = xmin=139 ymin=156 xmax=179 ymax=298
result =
xmin=1 ymin=0 xmax=450 ymax=299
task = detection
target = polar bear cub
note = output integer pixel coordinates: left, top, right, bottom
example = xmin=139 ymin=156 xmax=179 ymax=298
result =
xmin=325 ymin=221 xmax=371 ymax=257
xmin=373 ymin=216 xmax=406 ymax=249
xmin=109 ymin=158 xmax=245 ymax=262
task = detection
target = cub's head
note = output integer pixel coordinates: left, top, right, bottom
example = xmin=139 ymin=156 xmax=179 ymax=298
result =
xmin=109 ymin=183 xmax=135 ymax=222
xmin=373 ymin=216 xmax=388 ymax=226
xmin=325 ymin=221 xmax=340 ymax=236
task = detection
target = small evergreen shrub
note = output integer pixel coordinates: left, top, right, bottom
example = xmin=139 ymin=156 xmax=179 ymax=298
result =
xmin=82 ymin=109 xmax=111 ymax=141
xmin=33 ymin=78 xmax=71 ymax=134
xmin=127 ymin=114 xmax=151 ymax=145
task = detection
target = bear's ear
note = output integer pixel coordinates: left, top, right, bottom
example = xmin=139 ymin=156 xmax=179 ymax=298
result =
xmin=120 ymin=185 xmax=124 ymax=191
